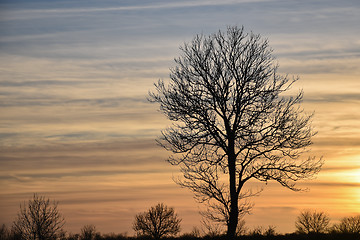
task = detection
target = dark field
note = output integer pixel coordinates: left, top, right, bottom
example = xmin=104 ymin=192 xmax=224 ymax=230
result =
xmin=67 ymin=233 xmax=360 ymax=240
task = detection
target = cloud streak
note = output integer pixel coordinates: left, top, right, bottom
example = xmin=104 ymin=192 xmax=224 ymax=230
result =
xmin=1 ymin=0 xmax=360 ymax=234
xmin=2 ymin=0 xmax=271 ymax=19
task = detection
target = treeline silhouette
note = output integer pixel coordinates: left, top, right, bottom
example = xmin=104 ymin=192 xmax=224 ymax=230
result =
xmin=2 ymin=225 xmax=360 ymax=240
xmin=1 ymin=194 xmax=359 ymax=240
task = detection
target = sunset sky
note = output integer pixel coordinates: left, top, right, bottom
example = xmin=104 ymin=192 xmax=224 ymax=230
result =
xmin=1 ymin=0 xmax=360 ymax=235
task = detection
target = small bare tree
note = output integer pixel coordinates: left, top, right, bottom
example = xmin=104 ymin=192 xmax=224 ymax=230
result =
xmin=12 ymin=194 xmax=65 ymax=240
xmin=333 ymin=215 xmax=360 ymax=234
xmin=149 ymin=25 xmax=323 ymax=239
xmin=133 ymin=203 xmax=181 ymax=239
xmin=295 ymin=210 xmax=330 ymax=234
xmin=80 ymin=225 xmax=98 ymax=240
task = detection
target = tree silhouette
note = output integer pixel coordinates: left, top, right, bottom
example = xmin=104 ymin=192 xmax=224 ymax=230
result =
xmin=295 ymin=210 xmax=330 ymax=234
xmin=149 ymin=25 xmax=323 ymax=239
xmin=12 ymin=194 xmax=65 ymax=240
xmin=334 ymin=215 xmax=360 ymax=234
xmin=80 ymin=225 xmax=99 ymax=240
xmin=133 ymin=203 xmax=181 ymax=239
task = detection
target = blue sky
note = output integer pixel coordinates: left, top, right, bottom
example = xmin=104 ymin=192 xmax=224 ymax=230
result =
xmin=1 ymin=0 xmax=360 ymax=234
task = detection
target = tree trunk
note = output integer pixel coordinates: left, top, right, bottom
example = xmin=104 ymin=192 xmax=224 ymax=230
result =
xmin=227 ymin=138 xmax=239 ymax=239
xmin=227 ymin=207 xmax=238 ymax=239
xmin=227 ymin=171 xmax=239 ymax=239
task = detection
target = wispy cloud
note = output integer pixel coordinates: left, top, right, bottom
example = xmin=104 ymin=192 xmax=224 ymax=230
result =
xmin=1 ymin=0 xmax=360 ymax=234
xmin=304 ymin=93 xmax=360 ymax=103
xmin=1 ymin=168 xmax=172 ymax=182
xmin=1 ymin=0 xmax=271 ymax=19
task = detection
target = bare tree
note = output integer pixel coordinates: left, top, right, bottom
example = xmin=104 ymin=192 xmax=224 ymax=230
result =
xmin=149 ymin=25 xmax=323 ymax=239
xmin=12 ymin=194 xmax=65 ymax=240
xmin=295 ymin=210 xmax=330 ymax=234
xmin=133 ymin=203 xmax=181 ymax=239
xmin=80 ymin=225 xmax=98 ymax=240
xmin=333 ymin=215 xmax=360 ymax=234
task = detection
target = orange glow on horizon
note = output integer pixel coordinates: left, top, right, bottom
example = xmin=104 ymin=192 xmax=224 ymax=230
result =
xmin=1 ymin=0 xmax=360 ymax=235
